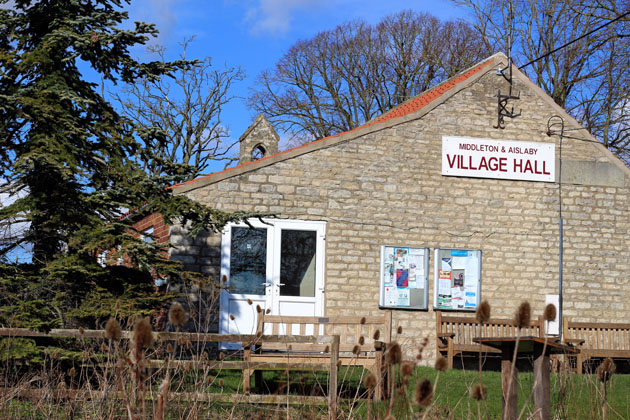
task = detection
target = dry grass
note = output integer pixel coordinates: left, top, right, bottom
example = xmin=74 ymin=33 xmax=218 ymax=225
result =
xmin=1 ymin=300 xmax=629 ymax=419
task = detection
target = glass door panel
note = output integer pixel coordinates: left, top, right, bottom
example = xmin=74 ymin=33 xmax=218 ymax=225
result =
xmin=279 ymin=229 xmax=316 ymax=297
xmin=229 ymin=226 xmax=267 ymax=295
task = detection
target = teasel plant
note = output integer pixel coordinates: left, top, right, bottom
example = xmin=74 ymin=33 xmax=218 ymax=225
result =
xmin=597 ymin=357 xmax=616 ymax=420
xmin=420 ymin=354 xmax=447 ymax=420
xmin=517 ymin=303 xmax=557 ymax=420
xmin=504 ymin=301 xmax=531 ymax=414
xmin=473 ymin=300 xmax=491 ymax=420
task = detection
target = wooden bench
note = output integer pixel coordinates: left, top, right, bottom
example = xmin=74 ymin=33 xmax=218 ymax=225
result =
xmin=436 ymin=311 xmax=544 ymax=368
xmin=0 ymin=328 xmax=341 ymax=418
xmin=562 ymin=317 xmax=630 ymax=374
xmin=245 ymin=311 xmax=392 ymax=400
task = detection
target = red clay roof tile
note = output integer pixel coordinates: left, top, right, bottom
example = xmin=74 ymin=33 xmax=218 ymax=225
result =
xmin=172 ymin=59 xmax=492 ymax=189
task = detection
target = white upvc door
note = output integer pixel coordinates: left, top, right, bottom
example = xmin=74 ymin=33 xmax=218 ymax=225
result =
xmin=219 ymin=219 xmax=325 ymax=347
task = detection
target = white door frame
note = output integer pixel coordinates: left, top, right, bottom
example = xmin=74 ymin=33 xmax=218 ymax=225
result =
xmin=219 ymin=219 xmax=326 ymax=343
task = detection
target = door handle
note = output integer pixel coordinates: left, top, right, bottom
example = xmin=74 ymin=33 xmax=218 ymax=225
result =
xmin=261 ymin=282 xmax=271 ymax=287
xmin=277 ymin=283 xmax=285 ymax=286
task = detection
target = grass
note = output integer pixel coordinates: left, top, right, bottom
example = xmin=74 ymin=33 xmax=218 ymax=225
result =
xmin=2 ymin=296 xmax=630 ymax=419
xmin=164 ymin=364 xmax=630 ymax=419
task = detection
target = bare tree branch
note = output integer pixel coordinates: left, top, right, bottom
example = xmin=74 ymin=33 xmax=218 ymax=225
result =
xmin=455 ymin=0 xmax=630 ymax=164
xmin=116 ymin=38 xmax=245 ymax=179
xmin=248 ymin=10 xmax=491 ymax=144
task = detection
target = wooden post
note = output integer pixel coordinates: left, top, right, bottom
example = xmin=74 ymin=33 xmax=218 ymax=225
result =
xmin=533 ymin=344 xmax=551 ymax=420
xmin=373 ymin=341 xmax=384 ymax=401
xmin=435 ymin=310 xmax=442 ymax=363
xmin=329 ymin=335 xmax=340 ymax=420
xmin=501 ymin=346 xmax=518 ymax=420
xmin=242 ymin=345 xmax=252 ymax=394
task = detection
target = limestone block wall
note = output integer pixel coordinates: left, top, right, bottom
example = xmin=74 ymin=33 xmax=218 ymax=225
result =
xmin=170 ymin=68 xmax=630 ymax=361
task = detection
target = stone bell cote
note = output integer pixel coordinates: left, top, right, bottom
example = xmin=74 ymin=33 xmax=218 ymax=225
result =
xmin=239 ymin=114 xmax=279 ymax=165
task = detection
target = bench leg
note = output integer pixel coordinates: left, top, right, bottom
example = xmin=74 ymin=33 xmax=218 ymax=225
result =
xmin=254 ymin=370 xmax=263 ymax=393
xmin=447 ymin=338 xmax=454 ymax=369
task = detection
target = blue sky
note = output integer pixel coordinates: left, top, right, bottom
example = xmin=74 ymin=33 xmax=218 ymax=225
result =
xmin=125 ymin=0 xmax=470 ymax=172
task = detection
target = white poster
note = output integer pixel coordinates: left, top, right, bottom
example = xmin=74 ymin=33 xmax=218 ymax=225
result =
xmin=380 ymin=246 xmax=429 ymax=310
xmin=442 ymin=136 xmax=555 ymax=182
xmin=384 ymin=286 xmax=398 ymax=306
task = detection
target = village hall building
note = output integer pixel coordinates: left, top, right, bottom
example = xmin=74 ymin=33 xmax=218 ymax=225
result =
xmin=154 ymin=53 xmax=629 ymax=360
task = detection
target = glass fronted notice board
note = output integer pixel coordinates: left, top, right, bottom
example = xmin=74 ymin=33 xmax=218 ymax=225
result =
xmin=379 ymin=246 xmax=429 ymax=310
xmin=433 ymin=249 xmax=481 ymax=311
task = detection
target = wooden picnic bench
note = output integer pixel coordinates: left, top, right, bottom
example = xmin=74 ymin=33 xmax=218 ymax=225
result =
xmin=562 ymin=317 xmax=630 ymax=374
xmin=246 ymin=310 xmax=392 ymax=400
xmin=436 ymin=311 xmax=545 ymax=368
xmin=0 ymin=328 xmax=341 ymax=418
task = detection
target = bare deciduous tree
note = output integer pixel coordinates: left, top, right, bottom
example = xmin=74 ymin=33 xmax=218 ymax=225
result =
xmin=455 ymin=0 xmax=630 ymax=163
xmin=118 ymin=39 xmax=245 ymax=179
xmin=248 ymin=10 xmax=490 ymax=143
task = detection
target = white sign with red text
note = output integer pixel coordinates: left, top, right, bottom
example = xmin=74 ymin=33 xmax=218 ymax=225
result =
xmin=442 ymin=136 xmax=555 ymax=182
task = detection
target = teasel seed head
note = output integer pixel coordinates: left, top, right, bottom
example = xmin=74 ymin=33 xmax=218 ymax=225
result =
xmin=515 ymin=301 xmax=531 ymax=329
xmin=373 ymin=329 xmax=380 ymax=341
xmin=168 ymin=302 xmax=188 ymax=327
xmin=543 ymin=303 xmax=557 ymax=322
xmin=386 ymin=342 xmax=402 ymax=365
xmin=597 ymin=357 xmax=616 ymax=383
xmin=401 ymin=361 xmax=415 ymax=376
xmin=434 ymin=356 xmax=448 ymax=372
xmin=476 ymin=300 xmax=491 ymax=324
xmin=364 ymin=373 xmax=377 ymax=389
xmin=414 ymin=378 xmax=433 ymax=407
xmin=471 ymin=383 xmax=487 ymax=401
xmin=132 ymin=316 xmax=154 ymax=351
xmin=105 ymin=318 xmax=122 ymax=340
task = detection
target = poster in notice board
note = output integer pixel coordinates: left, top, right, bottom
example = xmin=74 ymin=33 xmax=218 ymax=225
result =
xmin=379 ymin=246 xmax=429 ymax=310
xmin=433 ymin=249 xmax=481 ymax=311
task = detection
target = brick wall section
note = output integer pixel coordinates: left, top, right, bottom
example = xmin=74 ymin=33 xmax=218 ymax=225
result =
xmin=133 ymin=212 xmax=170 ymax=245
xmin=170 ymin=67 xmax=630 ymax=361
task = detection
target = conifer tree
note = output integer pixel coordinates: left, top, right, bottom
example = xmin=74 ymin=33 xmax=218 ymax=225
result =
xmin=0 ymin=0 xmax=248 ymax=329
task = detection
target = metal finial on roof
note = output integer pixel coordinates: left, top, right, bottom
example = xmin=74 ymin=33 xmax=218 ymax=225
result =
xmin=494 ymin=0 xmax=521 ymax=129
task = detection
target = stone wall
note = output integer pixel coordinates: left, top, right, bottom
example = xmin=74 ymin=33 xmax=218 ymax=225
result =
xmin=170 ymin=66 xmax=630 ymax=361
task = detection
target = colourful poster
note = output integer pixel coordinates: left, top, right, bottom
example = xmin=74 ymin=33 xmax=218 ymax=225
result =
xmin=396 ymin=269 xmax=409 ymax=287
xmin=437 ymin=296 xmax=452 ymax=309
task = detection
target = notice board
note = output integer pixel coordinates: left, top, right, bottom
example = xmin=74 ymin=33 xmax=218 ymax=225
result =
xmin=433 ymin=249 xmax=481 ymax=311
xmin=379 ymin=246 xmax=429 ymax=310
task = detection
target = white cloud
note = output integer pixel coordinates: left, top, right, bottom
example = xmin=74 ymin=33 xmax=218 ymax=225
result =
xmin=244 ymin=0 xmax=325 ymax=36
xmin=128 ymin=0 xmax=179 ymax=46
